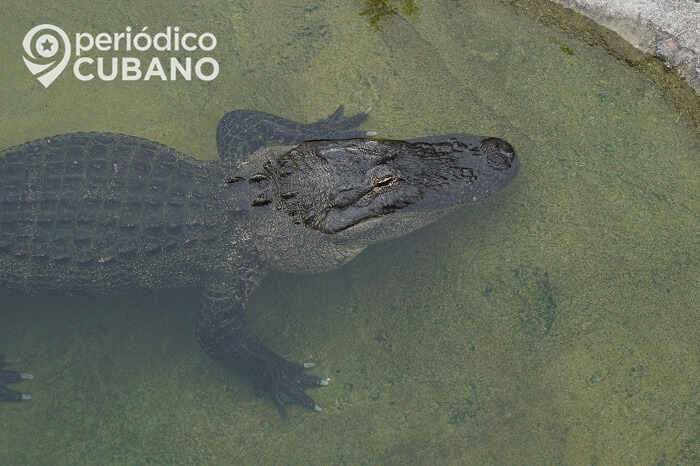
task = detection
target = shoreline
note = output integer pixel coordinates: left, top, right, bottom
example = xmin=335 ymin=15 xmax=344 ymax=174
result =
xmin=548 ymin=0 xmax=700 ymax=94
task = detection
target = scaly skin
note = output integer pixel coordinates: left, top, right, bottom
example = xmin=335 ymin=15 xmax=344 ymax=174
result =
xmin=0 ymin=107 xmax=519 ymax=416
xmin=0 ymin=132 xmax=234 ymax=294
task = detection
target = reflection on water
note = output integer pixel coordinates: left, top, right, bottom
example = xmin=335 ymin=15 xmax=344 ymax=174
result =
xmin=0 ymin=0 xmax=698 ymax=463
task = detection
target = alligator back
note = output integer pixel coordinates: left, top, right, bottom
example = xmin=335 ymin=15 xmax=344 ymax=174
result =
xmin=0 ymin=133 xmax=227 ymax=295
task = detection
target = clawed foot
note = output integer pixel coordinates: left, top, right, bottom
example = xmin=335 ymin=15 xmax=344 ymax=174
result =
xmin=249 ymin=353 xmax=330 ymax=417
xmin=216 ymin=104 xmax=377 ymax=159
xmin=0 ymin=356 xmax=33 ymax=402
xmin=309 ymin=105 xmax=377 ymax=140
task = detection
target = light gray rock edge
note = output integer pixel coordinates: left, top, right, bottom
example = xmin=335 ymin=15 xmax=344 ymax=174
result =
xmin=549 ymin=0 xmax=700 ymax=94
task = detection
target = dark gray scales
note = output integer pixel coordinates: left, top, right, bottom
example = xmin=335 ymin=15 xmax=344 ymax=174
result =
xmin=0 ymin=106 xmax=518 ymax=416
xmin=0 ymin=132 xmax=226 ymax=294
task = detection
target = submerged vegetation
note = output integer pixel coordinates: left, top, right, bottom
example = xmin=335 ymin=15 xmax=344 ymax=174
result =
xmin=358 ymin=0 xmax=419 ymax=28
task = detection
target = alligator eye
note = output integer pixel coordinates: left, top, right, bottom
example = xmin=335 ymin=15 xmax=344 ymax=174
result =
xmin=372 ymin=176 xmax=399 ymax=189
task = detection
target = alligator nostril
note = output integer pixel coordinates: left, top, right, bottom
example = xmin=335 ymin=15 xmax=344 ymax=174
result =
xmin=481 ymin=138 xmax=516 ymax=170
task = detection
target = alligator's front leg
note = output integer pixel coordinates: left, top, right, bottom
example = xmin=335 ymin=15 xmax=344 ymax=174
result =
xmin=196 ymin=277 xmax=329 ymax=417
xmin=216 ymin=105 xmax=376 ymax=159
xmin=0 ymin=356 xmax=32 ymax=402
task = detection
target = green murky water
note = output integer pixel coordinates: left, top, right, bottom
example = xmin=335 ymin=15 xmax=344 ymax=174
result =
xmin=1 ymin=0 xmax=698 ymax=463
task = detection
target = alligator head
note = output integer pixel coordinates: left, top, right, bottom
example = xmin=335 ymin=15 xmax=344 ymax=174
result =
xmin=248 ymin=134 xmax=518 ymax=272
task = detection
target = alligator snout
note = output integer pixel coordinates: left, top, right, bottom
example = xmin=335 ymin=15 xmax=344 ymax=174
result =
xmin=480 ymin=137 xmax=518 ymax=172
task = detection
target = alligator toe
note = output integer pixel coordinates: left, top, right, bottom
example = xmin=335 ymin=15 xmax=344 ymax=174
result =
xmin=0 ymin=356 xmax=32 ymax=402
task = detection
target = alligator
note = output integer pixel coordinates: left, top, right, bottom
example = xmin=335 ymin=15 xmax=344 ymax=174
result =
xmin=0 ymin=106 xmax=518 ymax=416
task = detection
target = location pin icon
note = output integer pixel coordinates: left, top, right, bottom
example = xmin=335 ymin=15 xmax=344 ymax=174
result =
xmin=22 ymin=24 xmax=71 ymax=88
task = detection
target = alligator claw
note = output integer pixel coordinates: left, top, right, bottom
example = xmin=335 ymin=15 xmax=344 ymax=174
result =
xmin=0 ymin=356 xmax=32 ymax=402
xmin=270 ymin=383 xmax=321 ymax=418
xmin=325 ymin=105 xmax=346 ymax=122
xmin=253 ymin=357 xmax=329 ymax=418
xmin=310 ymin=105 xmax=374 ymax=140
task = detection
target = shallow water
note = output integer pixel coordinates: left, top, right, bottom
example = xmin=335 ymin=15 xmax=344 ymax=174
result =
xmin=1 ymin=0 xmax=698 ymax=463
